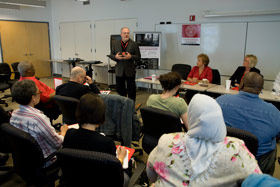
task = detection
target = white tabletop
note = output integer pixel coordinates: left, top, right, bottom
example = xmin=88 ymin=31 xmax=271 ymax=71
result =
xmin=207 ymin=85 xmax=280 ymax=102
xmin=206 ymin=85 xmax=239 ymax=95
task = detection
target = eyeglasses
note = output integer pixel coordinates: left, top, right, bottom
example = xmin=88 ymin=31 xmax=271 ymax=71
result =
xmin=34 ymin=91 xmax=42 ymax=95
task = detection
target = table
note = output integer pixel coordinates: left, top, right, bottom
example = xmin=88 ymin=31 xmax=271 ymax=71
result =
xmin=135 ymin=78 xmax=216 ymax=93
xmin=136 ymin=77 xmax=280 ymax=103
xmin=206 ymin=85 xmax=280 ymax=102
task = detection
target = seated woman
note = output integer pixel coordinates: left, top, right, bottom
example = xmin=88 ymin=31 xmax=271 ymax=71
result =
xmin=147 ymin=94 xmax=261 ymax=186
xmin=63 ymin=93 xmax=127 ymax=162
xmin=230 ymin=54 xmax=260 ymax=88
xmin=10 ymin=80 xmax=68 ymax=167
xmin=187 ymin=53 xmax=213 ymax=83
xmin=62 ymin=93 xmax=129 ymax=185
xmin=146 ymin=72 xmax=188 ymax=128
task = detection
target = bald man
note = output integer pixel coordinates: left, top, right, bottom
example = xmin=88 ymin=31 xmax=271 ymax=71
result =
xmin=56 ymin=66 xmax=100 ymax=99
xmin=216 ymin=72 xmax=280 ymax=175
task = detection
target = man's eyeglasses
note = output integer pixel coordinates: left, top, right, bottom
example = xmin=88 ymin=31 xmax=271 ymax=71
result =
xmin=34 ymin=91 xmax=42 ymax=95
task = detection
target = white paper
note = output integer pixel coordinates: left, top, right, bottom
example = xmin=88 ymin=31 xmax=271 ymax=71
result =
xmin=54 ymin=78 xmax=63 ymax=89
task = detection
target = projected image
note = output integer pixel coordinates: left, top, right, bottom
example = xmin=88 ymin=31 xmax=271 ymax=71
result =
xmin=135 ymin=33 xmax=159 ymax=46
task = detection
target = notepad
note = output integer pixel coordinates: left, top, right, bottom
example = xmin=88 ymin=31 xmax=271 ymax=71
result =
xmin=116 ymin=146 xmax=135 ymax=169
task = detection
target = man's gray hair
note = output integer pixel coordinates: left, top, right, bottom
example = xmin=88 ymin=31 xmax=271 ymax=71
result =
xmin=120 ymin=27 xmax=130 ymax=33
xmin=18 ymin=61 xmax=32 ymax=77
xmin=70 ymin=66 xmax=85 ymax=80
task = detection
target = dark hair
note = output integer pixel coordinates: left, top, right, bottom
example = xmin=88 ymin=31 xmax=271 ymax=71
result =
xmin=159 ymin=72 xmax=182 ymax=91
xmin=11 ymin=80 xmax=37 ymax=105
xmin=76 ymin=93 xmax=106 ymax=126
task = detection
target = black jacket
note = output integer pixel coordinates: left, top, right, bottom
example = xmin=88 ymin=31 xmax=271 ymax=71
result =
xmin=56 ymin=81 xmax=100 ymax=99
xmin=230 ymin=66 xmax=261 ymax=87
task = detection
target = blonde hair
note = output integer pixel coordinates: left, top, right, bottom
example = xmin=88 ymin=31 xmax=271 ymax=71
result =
xmin=245 ymin=54 xmax=258 ymax=68
xmin=197 ymin=53 xmax=210 ymax=66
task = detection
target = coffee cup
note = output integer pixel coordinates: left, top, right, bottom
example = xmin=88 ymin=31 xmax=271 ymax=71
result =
xmin=152 ymin=74 xmax=156 ymax=82
xmin=225 ymin=80 xmax=231 ymax=90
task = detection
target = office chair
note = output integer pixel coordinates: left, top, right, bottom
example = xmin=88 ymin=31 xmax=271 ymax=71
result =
xmin=10 ymin=62 xmax=20 ymax=80
xmin=171 ymin=64 xmax=192 ymax=80
xmin=98 ymin=94 xmax=141 ymax=148
xmin=57 ymin=148 xmax=146 ymax=187
xmin=53 ymin=95 xmax=79 ymax=125
xmin=0 ymin=123 xmax=59 ymax=186
xmin=140 ymin=106 xmax=184 ymax=154
xmin=226 ymin=126 xmax=258 ymax=157
xmin=212 ymin=69 xmax=221 ymax=85
xmin=57 ymin=148 xmax=124 ymax=187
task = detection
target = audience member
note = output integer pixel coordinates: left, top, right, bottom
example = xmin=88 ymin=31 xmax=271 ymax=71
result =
xmin=230 ymin=54 xmax=260 ymax=88
xmin=187 ymin=53 xmax=213 ymax=83
xmin=62 ymin=93 xmax=129 ymax=185
xmin=0 ymin=106 xmax=11 ymax=153
xmin=242 ymin=174 xmax=280 ymax=187
xmin=147 ymin=72 xmax=188 ymax=128
xmin=56 ymin=66 xmax=100 ymax=99
xmin=18 ymin=61 xmax=61 ymax=120
xmin=147 ymin=94 xmax=261 ymax=186
xmin=272 ymin=71 xmax=280 ymax=93
xmin=216 ymin=72 xmax=280 ymax=175
xmin=10 ymin=80 xmax=68 ymax=167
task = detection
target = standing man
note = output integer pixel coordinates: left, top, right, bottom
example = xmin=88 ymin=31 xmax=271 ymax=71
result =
xmin=110 ymin=27 xmax=141 ymax=102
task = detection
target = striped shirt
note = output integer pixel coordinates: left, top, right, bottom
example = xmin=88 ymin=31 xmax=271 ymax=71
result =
xmin=10 ymin=105 xmax=63 ymax=167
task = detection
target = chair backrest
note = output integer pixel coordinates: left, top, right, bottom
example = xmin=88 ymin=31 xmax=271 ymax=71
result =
xmin=98 ymin=94 xmax=140 ymax=147
xmin=53 ymin=95 xmax=79 ymax=125
xmin=0 ymin=63 xmax=11 ymax=84
xmin=11 ymin=62 xmax=20 ymax=80
xmin=212 ymin=69 xmax=221 ymax=84
xmin=171 ymin=64 xmax=192 ymax=80
xmin=56 ymin=148 xmax=124 ymax=187
xmin=226 ymin=126 xmax=259 ymax=156
xmin=141 ymin=106 xmax=183 ymax=138
xmin=0 ymin=123 xmax=47 ymax=184
xmin=140 ymin=106 xmax=183 ymax=154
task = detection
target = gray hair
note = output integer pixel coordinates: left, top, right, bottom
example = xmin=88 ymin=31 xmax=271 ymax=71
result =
xmin=18 ymin=61 xmax=32 ymax=77
xmin=120 ymin=27 xmax=130 ymax=33
xmin=12 ymin=80 xmax=37 ymax=105
xmin=70 ymin=66 xmax=85 ymax=80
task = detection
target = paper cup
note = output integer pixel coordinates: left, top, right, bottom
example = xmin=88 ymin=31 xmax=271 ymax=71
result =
xmin=225 ymin=80 xmax=231 ymax=90
xmin=152 ymin=75 xmax=156 ymax=82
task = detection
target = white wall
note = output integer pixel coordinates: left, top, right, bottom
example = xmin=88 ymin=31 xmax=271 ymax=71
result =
xmin=49 ymin=0 xmax=280 ymax=60
xmin=1 ymin=0 xmax=280 ymax=88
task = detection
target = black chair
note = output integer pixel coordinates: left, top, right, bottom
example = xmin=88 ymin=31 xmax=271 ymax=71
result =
xmin=0 ymin=123 xmax=59 ymax=186
xmin=57 ymin=148 xmax=123 ymax=187
xmin=140 ymin=106 xmax=184 ymax=154
xmin=171 ymin=64 xmax=192 ymax=80
xmin=10 ymin=62 xmax=20 ymax=80
xmin=0 ymin=63 xmax=18 ymax=88
xmin=212 ymin=69 xmax=221 ymax=85
xmin=98 ymin=94 xmax=141 ymax=148
xmin=53 ymin=95 xmax=79 ymax=125
xmin=226 ymin=126 xmax=259 ymax=157
xmin=56 ymin=148 xmax=146 ymax=187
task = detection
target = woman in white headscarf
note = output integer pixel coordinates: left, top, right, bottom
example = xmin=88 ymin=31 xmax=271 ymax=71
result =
xmin=146 ymin=94 xmax=261 ymax=187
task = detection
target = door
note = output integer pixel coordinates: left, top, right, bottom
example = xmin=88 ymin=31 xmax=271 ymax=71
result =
xmin=0 ymin=21 xmax=51 ymax=77
xmin=26 ymin=22 xmax=51 ymax=77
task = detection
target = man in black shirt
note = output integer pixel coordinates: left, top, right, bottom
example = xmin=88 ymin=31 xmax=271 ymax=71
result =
xmin=56 ymin=66 xmax=100 ymax=99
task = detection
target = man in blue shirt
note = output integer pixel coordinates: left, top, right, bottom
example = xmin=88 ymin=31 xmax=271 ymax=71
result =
xmin=216 ymin=72 xmax=280 ymax=175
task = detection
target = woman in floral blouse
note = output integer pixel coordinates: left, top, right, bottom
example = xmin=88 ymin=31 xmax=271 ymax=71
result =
xmin=147 ymin=94 xmax=261 ymax=187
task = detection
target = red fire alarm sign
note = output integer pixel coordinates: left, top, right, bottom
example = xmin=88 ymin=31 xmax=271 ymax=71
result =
xmin=189 ymin=15 xmax=195 ymax=21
